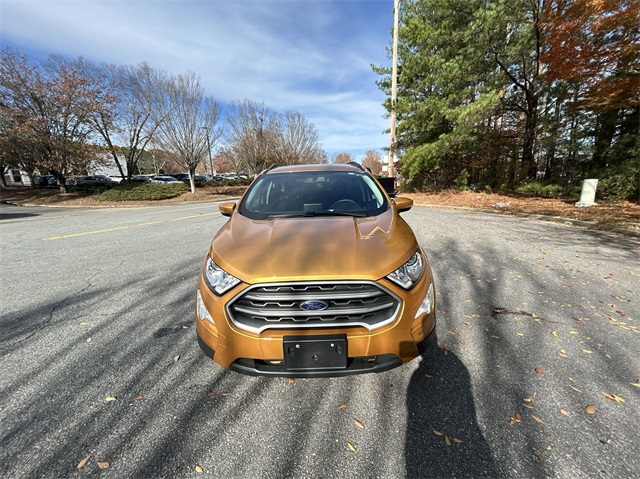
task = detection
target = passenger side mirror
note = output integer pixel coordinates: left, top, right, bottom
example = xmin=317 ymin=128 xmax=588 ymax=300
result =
xmin=393 ymin=197 xmax=413 ymax=213
xmin=219 ymin=201 xmax=237 ymax=217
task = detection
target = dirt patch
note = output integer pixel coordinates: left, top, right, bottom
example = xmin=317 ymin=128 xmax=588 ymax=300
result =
xmin=404 ymin=190 xmax=640 ymax=232
xmin=2 ymin=186 xmax=638 ymax=232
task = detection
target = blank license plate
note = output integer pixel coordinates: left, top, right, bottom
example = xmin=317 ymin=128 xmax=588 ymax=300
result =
xmin=283 ymin=335 xmax=347 ymax=370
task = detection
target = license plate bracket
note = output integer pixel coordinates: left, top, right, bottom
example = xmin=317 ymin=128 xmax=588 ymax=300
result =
xmin=283 ymin=334 xmax=347 ymax=371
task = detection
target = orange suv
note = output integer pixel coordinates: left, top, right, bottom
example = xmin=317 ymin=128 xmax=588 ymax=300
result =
xmin=196 ymin=163 xmax=436 ymax=377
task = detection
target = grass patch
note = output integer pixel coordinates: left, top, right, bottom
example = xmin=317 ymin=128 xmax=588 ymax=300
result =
xmin=95 ymin=182 xmax=188 ymax=201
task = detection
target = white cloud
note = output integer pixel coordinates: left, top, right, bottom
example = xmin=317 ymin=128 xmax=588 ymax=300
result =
xmin=1 ymin=0 xmax=394 ymax=155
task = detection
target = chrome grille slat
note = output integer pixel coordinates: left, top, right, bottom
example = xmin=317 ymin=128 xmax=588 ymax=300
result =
xmin=227 ymin=281 xmax=401 ymax=333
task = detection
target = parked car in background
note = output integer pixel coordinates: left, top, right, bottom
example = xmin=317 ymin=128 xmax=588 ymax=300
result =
xmin=130 ymin=175 xmax=152 ymax=183
xmin=149 ymin=175 xmax=182 ymax=184
xmin=72 ymin=175 xmax=118 ymax=186
xmin=34 ymin=175 xmax=59 ymax=188
xmin=171 ymin=173 xmax=191 ymax=183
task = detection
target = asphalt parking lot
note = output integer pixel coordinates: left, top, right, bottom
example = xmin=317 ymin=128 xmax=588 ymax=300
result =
xmin=1 ymin=202 xmax=638 ymax=478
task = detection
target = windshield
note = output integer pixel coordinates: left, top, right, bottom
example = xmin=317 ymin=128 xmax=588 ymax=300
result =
xmin=239 ymin=171 xmax=388 ymax=220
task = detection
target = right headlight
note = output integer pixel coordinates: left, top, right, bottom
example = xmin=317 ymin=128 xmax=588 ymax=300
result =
xmin=386 ymin=251 xmax=424 ymax=290
xmin=203 ymin=255 xmax=240 ymax=295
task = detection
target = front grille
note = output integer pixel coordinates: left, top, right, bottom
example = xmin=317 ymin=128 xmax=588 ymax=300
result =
xmin=227 ymin=282 xmax=401 ymax=333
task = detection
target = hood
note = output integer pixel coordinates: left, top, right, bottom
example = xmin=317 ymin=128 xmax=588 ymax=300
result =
xmin=211 ymin=207 xmax=417 ymax=283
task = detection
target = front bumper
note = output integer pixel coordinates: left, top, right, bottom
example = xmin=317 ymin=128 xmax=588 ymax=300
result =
xmin=195 ymin=272 xmax=436 ymax=377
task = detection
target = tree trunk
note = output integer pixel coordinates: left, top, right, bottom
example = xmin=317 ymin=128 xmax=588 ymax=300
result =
xmin=592 ymin=109 xmax=618 ymax=169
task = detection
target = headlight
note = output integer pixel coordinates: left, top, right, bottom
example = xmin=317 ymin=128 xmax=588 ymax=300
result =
xmin=386 ymin=251 xmax=424 ymax=290
xmin=203 ymin=255 xmax=240 ymax=295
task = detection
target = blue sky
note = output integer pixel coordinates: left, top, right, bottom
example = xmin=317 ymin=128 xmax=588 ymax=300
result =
xmin=1 ymin=0 xmax=395 ymax=161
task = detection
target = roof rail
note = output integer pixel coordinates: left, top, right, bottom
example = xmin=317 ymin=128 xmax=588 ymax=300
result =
xmin=347 ymin=161 xmax=366 ymax=172
xmin=348 ymin=161 xmax=373 ymax=174
xmin=263 ymin=163 xmax=281 ymax=173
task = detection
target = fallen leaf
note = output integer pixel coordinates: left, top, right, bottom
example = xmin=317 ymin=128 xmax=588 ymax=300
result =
xmin=582 ymin=350 xmax=593 ymax=354
xmin=347 ymin=442 xmax=356 ymax=452
xmin=535 ymin=368 xmax=543 ymax=375
xmin=631 ymin=380 xmax=640 ymax=388
xmin=97 ymin=461 xmax=109 ymax=469
xmin=453 ymin=437 xmax=464 ymax=444
xmin=558 ymin=349 xmax=568 ymax=358
xmin=515 ymin=412 xmax=522 ymax=421
xmin=509 ymin=417 xmax=518 ymax=426
xmin=516 ymin=332 xmax=524 ymax=337
xmin=424 ymin=374 xmax=433 ymax=378
xmin=560 ymin=409 xmax=570 ymax=417
xmin=207 ymin=391 xmax=216 ymax=397
xmin=522 ymin=403 xmax=535 ymax=409
xmin=86 ymin=338 xmax=92 ymax=343
xmin=134 ymin=395 xmax=144 ymax=401
xmin=433 ymin=429 xmax=443 ymax=436
xmin=338 ymin=402 xmax=348 ymax=410
xmin=288 ymin=378 xmax=295 ymax=385
xmin=523 ymin=396 xmax=534 ymax=402
xmin=490 ymin=335 xmax=501 ymax=340
xmin=602 ymin=392 xmax=624 ymax=403
xmin=354 ymin=419 xmax=365 ymax=429
xmin=531 ymin=415 xmax=544 ymax=424
xmin=80 ymin=322 xmax=88 ymax=326
xmin=546 ymin=445 xmax=553 ymax=450
xmin=105 ymin=396 xmax=117 ymax=402
xmin=195 ymin=465 xmax=203 ymax=473
xmin=585 ymin=405 xmax=596 ymax=414
xmin=445 ymin=435 xmax=452 ymax=446
xmin=221 ymin=392 xmax=232 ymax=397
xmin=570 ymin=386 xmax=583 ymax=393
xmin=76 ymin=454 xmax=90 ymax=469
xmin=173 ymin=355 xmax=180 ymax=362
xmin=552 ymin=331 xmax=560 ymax=338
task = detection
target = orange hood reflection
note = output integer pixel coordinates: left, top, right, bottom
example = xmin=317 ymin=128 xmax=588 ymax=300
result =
xmin=211 ymin=207 xmax=418 ymax=283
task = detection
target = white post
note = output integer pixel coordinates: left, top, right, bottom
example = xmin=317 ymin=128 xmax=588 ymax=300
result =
xmin=575 ymin=179 xmax=598 ymax=207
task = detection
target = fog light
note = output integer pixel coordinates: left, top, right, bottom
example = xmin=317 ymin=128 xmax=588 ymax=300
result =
xmin=196 ymin=289 xmax=214 ymax=324
xmin=415 ymin=282 xmax=435 ymax=318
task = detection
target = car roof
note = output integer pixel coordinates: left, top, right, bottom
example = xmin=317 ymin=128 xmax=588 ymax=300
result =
xmin=262 ymin=163 xmax=364 ymax=175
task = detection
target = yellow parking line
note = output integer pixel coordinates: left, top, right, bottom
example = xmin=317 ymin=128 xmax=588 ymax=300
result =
xmin=43 ymin=212 xmax=220 ymax=240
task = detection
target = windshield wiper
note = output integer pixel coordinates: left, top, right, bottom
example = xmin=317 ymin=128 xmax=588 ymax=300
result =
xmin=267 ymin=210 xmax=368 ymax=218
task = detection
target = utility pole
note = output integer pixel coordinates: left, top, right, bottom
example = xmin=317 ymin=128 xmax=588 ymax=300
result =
xmin=389 ymin=0 xmax=399 ymax=178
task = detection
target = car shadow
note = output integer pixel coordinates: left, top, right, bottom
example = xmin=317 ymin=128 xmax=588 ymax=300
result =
xmin=405 ymin=345 xmax=503 ymax=478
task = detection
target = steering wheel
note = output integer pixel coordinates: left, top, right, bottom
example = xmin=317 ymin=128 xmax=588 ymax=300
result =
xmin=330 ymin=199 xmax=361 ymax=211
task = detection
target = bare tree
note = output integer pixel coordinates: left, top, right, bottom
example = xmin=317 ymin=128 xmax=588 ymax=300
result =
xmin=362 ymin=150 xmax=383 ymax=175
xmin=0 ymin=49 xmax=112 ymax=192
xmin=272 ymin=111 xmax=325 ymax=165
xmin=224 ymin=100 xmax=278 ymax=174
xmin=153 ymin=71 xmax=222 ymax=193
xmin=80 ymin=61 xmax=171 ymax=180
xmin=332 ymin=152 xmax=355 ymax=164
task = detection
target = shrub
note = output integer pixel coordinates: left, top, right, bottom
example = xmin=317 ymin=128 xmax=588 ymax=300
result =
xmin=453 ymin=168 xmax=469 ymax=190
xmin=516 ymin=180 xmax=564 ymax=197
xmin=95 ymin=182 xmax=188 ymax=201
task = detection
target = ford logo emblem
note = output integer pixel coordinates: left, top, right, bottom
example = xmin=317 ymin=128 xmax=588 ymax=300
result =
xmin=300 ymin=300 xmax=328 ymax=311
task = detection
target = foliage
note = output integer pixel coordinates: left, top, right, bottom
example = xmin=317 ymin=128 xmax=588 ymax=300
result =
xmin=515 ymin=181 xmax=564 ymax=198
xmin=95 ymin=182 xmax=187 ymax=201
xmin=374 ymin=0 xmax=639 ymax=200
xmin=453 ymin=169 xmax=469 ymax=191
xmin=0 ymin=49 xmax=113 ymax=192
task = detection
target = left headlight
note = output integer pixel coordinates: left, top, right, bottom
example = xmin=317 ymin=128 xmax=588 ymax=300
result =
xmin=386 ymin=250 xmax=424 ymax=290
xmin=203 ymin=255 xmax=241 ymax=295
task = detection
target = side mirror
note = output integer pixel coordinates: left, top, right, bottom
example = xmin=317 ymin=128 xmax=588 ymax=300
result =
xmin=219 ymin=201 xmax=237 ymax=217
xmin=393 ymin=197 xmax=413 ymax=213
